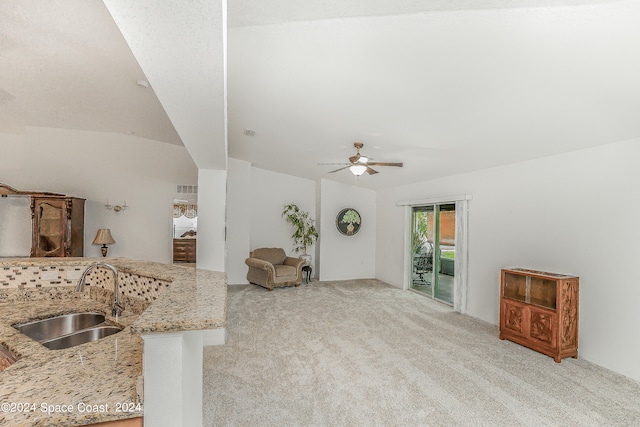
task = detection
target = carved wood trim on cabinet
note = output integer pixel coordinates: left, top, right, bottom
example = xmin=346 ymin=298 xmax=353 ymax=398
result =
xmin=499 ymin=268 xmax=579 ymax=363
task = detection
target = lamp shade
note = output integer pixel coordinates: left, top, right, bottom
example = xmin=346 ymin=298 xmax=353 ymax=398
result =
xmin=93 ymin=229 xmax=115 ymax=245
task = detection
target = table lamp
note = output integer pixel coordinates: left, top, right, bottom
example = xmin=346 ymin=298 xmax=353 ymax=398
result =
xmin=93 ymin=229 xmax=115 ymax=257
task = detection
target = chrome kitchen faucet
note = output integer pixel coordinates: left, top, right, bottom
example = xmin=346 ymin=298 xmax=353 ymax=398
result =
xmin=76 ymin=262 xmax=124 ymax=317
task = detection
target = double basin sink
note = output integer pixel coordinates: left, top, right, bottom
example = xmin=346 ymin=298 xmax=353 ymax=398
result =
xmin=14 ymin=312 xmax=122 ymax=350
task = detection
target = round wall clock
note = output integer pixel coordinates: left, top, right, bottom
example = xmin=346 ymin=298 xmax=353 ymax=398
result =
xmin=336 ymin=208 xmax=361 ymax=236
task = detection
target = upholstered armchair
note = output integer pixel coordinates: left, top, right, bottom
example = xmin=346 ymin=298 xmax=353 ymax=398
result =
xmin=245 ymin=247 xmax=305 ymax=291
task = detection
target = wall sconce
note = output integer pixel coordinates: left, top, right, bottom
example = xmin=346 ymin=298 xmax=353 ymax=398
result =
xmin=105 ymin=199 xmax=128 ymax=212
xmin=93 ymin=229 xmax=115 ymax=257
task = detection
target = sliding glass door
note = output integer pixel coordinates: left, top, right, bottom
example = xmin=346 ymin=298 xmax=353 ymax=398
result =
xmin=410 ymin=206 xmax=434 ymax=295
xmin=410 ymin=203 xmax=456 ymax=305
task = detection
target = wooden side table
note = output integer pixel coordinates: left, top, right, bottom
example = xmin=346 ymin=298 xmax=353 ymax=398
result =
xmin=301 ymin=266 xmax=312 ymax=284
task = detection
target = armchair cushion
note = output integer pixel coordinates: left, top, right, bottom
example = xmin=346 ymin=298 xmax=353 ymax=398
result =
xmin=275 ymin=264 xmax=297 ymax=277
xmin=246 ymin=247 xmax=305 ymax=291
xmin=251 ymin=247 xmax=287 ymax=266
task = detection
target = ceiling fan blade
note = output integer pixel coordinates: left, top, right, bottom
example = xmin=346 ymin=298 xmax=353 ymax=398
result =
xmin=366 ymin=162 xmax=403 ymax=167
xmin=318 ymin=163 xmax=351 ymax=165
xmin=328 ymin=166 xmax=352 ymax=173
xmin=366 ymin=167 xmax=379 ymax=175
xmin=348 ymin=154 xmax=360 ymax=163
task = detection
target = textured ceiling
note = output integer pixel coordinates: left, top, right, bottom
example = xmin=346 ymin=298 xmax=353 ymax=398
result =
xmin=103 ymin=0 xmax=227 ymax=169
xmin=226 ymin=0 xmax=619 ymax=27
xmin=2 ymin=0 xmax=638 ymax=190
xmin=227 ymin=0 xmax=640 ymax=189
xmin=0 ymin=0 xmax=182 ymax=144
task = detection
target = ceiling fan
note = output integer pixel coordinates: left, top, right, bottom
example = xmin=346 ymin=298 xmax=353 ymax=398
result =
xmin=319 ymin=142 xmax=403 ymax=176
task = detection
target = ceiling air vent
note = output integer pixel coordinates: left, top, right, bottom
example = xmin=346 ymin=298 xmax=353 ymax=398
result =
xmin=176 ymin=185 xmax=198 ymax=194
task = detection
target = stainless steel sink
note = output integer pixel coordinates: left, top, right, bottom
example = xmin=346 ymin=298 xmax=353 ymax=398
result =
xmin=13 ymin=312 xmax=123 ymax=350
xmin=42 ymin=325 xmax=123 ymax=350
xmin=15 ymin=313 xmax=106 ymax=342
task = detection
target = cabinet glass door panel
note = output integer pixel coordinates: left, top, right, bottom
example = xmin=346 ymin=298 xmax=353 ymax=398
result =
xmin=529 ymin=277 xmax=556 ymax=309
xmin=38 ymin=203 xmax=63 ymax=253
xmin=503 ymin=273 xmax=527 ymax=302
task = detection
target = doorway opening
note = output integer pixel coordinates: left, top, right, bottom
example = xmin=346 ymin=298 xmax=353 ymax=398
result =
xmin=410 ymin=203 xmax=456 ymax=305
xmin=172 ymin=201 xmax=197 ymax=264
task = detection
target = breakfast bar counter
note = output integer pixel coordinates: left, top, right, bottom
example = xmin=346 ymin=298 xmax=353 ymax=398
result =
xmin=0 ymin=257 xmax=227 ymax=426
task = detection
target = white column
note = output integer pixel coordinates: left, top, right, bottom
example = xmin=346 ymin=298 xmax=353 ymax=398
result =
xmin=142 ymin=329 xmax=225 ymax=427
xmin=142 ymin=332 xmax=188 ymax=426
xmin=225 ymin=159 xmax=252 ymax=284
xmin=196 ymin=169 xmax=227 ymax=272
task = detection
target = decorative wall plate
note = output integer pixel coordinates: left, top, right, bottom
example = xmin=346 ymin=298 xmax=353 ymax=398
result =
xmin=336 ymin=208 xmax=361 ymax=236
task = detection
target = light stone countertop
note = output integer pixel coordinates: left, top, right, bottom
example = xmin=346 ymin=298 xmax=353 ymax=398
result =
xmin=0 ymin=257 xmax=227 ymax=426
xmin=112 ymin=259 xmax=227 ymax=334
xmin=1 ymin=298 xmax=142 ymax=426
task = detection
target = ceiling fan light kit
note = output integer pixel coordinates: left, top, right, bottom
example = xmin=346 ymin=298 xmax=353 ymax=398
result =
xmin=349 ymin=165 xmax=367 ymax=176
xmin=320 ymin=142 xmax=403 ymax=177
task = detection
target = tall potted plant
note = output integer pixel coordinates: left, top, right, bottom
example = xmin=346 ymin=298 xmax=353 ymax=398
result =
xmin=282 ymin=203 xmax=319 ymax=264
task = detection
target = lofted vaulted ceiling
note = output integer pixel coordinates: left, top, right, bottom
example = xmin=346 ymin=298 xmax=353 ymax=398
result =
xmin=2 ymin=0 xmax=639 ymax=189
xmin=0 ymin=0 xmax=182 ymax=145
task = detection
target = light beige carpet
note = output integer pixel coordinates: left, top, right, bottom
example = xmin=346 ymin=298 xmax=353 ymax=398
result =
xmin=203 ymin=280 xmax=640 ymax=426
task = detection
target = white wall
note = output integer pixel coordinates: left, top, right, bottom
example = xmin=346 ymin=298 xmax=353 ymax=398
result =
xmin=318 ymin=179 xmax=376 ymax=281
xmin=248 ymin=167 xmax=316 ymax=269
xmin=225 ymin=158 xmax=252 ymax=284
xmin=227 ymin=167 xmax=377 ymax=283
xmin=0 ymin=126 xmax=197 ymax=263
xmin=376 ymin=138 xmax=640 ymax=382
xmin=314 ymin=179 xmax=322 ymax=279
xmin=229 ymin=167 xmax=377 ymax=284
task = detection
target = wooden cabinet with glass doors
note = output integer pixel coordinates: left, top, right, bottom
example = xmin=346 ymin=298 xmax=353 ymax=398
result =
xmin=31 ymin=196 xmax=85 ymax=257
xmin=499 ymin=268 xmax=579 ymax=362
